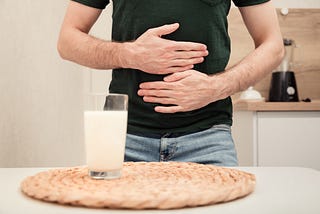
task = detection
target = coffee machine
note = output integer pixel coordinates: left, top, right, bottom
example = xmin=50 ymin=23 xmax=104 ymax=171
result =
xmin=269 ymin=38 xmax=299 ymax=102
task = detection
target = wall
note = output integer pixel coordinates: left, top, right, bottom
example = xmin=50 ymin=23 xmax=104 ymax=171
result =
xmin=272 ymin=0 xmax=320 ymax=8
xmin=0 ymin=1 xmax=85 ymax=167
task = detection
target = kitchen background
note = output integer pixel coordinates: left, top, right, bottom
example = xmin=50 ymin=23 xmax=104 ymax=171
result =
xmin=0 ymin=0 xmax=319 ymax=168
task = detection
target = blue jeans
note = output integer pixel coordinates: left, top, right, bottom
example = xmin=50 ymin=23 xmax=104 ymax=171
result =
xmin=125 ymin=124 xmax=238 ymax=166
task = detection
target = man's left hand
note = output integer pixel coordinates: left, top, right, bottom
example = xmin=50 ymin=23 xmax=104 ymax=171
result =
xmin=138 ymin=70 xmax=228 ymax=113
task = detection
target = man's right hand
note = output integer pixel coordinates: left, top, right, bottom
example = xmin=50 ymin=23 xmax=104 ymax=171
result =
xmin=121 ymin=23 xmax=208 ymax=75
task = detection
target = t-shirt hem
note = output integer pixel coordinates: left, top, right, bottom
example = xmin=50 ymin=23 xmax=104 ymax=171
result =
xmin=127 ymin=120 xmax=233 ymax=138
xmin=71 ymin=0 xmax=109 ymax=9
xmin=234 ymin=0 xmax=270 ymax=7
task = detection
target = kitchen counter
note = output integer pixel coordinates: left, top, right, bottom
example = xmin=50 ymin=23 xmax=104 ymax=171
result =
xmin=233 ymin=100 xmax=320 ymax=111
xmin=0 ymin=167 xmax=320 ymax=214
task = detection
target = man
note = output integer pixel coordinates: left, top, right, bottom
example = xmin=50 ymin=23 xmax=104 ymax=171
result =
xmin=58 ymin=0 xmax=283 ymax=166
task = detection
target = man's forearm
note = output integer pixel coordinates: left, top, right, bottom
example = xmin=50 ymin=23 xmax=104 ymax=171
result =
xmin=216 ymin=39 xmax=284 ymax=97
xmin=57 ymin=28 xmax=129 ymax=69
xmin=58 ymin=5 xmax=208 ymax=74
xmin=210 ymin=1 xmax=285 ymax=99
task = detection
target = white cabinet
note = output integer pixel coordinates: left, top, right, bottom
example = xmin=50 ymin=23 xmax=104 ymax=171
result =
xmin=233 ymin=111 xmax=320 ymax=170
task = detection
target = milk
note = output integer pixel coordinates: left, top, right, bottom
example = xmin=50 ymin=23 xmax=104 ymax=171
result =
xmin=84 ymin=110 xmax=128 ymax=172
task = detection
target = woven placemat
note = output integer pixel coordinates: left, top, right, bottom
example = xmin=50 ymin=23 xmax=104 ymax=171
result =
xmin=21 ymin=162 xmax=255 ymax=209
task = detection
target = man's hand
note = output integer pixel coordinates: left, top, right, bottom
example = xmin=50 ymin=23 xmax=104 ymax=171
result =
xmin=137 ymin=70 xmax=230 ymax=113
xmin=123 ymin=23 xmax=208 ymax=75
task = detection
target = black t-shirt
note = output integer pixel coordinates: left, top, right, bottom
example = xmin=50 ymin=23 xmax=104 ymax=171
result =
xmin=72 ymin=0 xmax=270 ymax=135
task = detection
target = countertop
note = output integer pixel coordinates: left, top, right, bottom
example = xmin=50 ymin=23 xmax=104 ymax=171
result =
xmin=0 ymin=167 xmax=320 ymax=214
xmin=233 ymin=100 xmax=320 ymax=111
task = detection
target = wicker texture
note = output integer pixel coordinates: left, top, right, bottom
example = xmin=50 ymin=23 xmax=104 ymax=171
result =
xmin=21 ymin=162 xmax=255 ymax=209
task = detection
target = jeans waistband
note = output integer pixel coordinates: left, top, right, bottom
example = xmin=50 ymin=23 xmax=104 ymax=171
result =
xmin=128 ymin=124 xmax=231 ymax=139
xmin=128 ymin=128 xmax=207 ymax=139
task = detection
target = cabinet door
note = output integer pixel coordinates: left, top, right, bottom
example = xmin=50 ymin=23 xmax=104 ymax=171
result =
xmin=257 ymin=112 xmax=320 ymax=170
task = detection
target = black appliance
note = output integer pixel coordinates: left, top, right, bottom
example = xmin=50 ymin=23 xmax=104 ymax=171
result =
xmin=269 ymin=39 xmax=299 ymax=102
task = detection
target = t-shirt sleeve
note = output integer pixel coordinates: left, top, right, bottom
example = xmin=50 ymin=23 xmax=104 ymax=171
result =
xmin=71 ymin=0 xmax=109 ymax=9
xmin=232 ymin=0 xmax=270 ymax=7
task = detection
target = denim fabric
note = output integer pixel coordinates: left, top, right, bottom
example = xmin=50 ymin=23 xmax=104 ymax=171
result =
xmin=125 ymin=124 xmax=238 ymax=166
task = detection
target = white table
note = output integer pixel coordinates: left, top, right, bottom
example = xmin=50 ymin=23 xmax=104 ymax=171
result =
xmin=1 ymin=167 xmax=320 ymax=214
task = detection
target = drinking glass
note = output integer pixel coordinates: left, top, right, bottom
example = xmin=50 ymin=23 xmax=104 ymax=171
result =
xmin=84 ymin=93 xmax=128 ymax=179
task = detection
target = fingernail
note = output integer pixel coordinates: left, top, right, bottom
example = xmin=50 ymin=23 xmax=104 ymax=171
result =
xmin=186 ymin=65 xmax=193 ymax=70
xmin=171 ymin=23 xmax=179 ymax=28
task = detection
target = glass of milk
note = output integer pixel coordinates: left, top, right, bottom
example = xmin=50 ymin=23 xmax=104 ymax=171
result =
xmin=84 ymin=93 xmax=128 ymax=180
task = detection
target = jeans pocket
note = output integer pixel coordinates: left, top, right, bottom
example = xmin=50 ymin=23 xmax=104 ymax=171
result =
xmin=200 ymin=0 xmax=223 ymax=7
